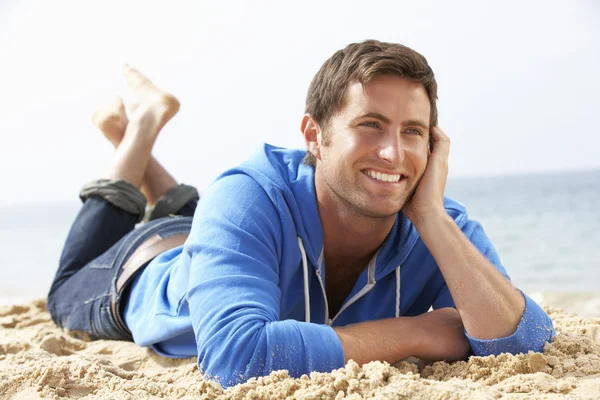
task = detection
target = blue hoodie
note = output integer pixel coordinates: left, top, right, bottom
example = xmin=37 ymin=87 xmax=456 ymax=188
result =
xmin=124 ymin=144 xmax=555 ymax=387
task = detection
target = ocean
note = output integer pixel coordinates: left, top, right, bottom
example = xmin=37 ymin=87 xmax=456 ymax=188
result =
xmin=1 ymin=169 xmax=599 ymax=313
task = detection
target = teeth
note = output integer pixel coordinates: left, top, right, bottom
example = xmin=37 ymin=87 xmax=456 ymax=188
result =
xmin=365 ymin=169 xmax=401 ymax=183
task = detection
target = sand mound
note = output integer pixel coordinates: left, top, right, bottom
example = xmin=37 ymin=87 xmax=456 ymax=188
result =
xmin=0 ymin=300 xmax=598 ymax=399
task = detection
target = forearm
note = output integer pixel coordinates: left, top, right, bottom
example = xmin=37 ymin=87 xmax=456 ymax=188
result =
xmin=416 ymin=213 xmax=525 ymax=339
xmin=334 ymin=308 xmax=470 ymax=365
xmin=334 ymin=317 xmax=420 ymax=365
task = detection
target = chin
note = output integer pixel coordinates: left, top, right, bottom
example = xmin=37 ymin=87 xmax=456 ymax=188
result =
xmin=347 ymin=192 xmax=408 ymax=219
xmin=359 ymin=203 xmax=403 ymax=219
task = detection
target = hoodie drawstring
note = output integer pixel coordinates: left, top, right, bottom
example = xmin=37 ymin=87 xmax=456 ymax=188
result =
xmin=395 ymin=266 xmax=401 ymax=317
xmin=297 ymin=237 xmax=310 ymax=323
xmin=298 ymin=236 xmax=402 ymax=322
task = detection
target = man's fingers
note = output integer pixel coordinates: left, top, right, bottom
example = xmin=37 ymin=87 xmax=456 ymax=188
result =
xmin=431 ymin=126 xmax=450 ymax=145
xmin=430 ymin=126 xmax=450 ymax=158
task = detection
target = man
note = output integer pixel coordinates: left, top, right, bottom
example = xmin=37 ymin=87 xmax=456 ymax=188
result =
xmin=48 ymin=40 xmax=555 ymax=388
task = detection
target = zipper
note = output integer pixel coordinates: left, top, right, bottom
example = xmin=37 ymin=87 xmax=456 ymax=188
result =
xmin=316 ymin=247 xmax=380 ymax=326
xmin=314 ymin=249 xmax=330 ymax=324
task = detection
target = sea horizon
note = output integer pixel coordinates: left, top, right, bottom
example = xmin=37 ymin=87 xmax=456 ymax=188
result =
xmin=1 ymin=168 xmax=599 ymax=313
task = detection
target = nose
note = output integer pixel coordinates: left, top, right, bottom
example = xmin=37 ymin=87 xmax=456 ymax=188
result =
xmin=378 ymin=133 xmax=404 ymax=165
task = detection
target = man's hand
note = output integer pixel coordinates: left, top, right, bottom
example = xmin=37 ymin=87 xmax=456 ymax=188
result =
xmin=413 ymin=308 xmax=471 ymax=362
xmin=402 ymin=126 xmax=450 ymax=228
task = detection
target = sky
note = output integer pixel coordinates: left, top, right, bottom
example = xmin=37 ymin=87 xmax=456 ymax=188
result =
xmin=0 ymin=0 xmax=598 ymax=206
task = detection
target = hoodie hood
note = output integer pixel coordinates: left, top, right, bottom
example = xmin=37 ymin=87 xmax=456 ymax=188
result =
xmin=236 ymin=143 xmax=467 ymax=279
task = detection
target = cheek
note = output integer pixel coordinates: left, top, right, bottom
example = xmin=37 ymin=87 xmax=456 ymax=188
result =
xmin=406 ymin=145 xmax=429 ymax=171
xmin=350 ymin=133 xmax=380 ymax=158
xmin=332 ymin=135 xmax=364 ymax=163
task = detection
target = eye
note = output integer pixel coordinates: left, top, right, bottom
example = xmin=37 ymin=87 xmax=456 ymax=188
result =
xmin=361 ymin=121 xmax=381 ymax=129
xmin=404 ymin=128 xmax=422 ymax=136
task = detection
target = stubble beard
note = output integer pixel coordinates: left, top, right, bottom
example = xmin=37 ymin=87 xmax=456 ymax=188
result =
xmin=325 ymin=170 xmax=416 ymax=220
xmin=318 ymin=128 xmax=424 ymax=220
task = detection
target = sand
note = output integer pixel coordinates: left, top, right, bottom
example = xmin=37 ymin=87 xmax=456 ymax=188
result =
xmin=1 ymin=300 xmax=599 ymax=399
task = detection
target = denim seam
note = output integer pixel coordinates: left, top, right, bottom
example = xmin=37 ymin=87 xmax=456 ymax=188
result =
xmin=84 ymin=294 xmax=111 ymax=305
xmin=99 ymin=306 xmax=123 ymax=339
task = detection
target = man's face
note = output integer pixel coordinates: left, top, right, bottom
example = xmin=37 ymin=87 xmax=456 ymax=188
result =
xmin=315 ymin=75 xmax=430 ymax=219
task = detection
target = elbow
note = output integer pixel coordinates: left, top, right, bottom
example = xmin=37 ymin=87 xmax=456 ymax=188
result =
xmin=510 ymin=294 xmax=556 ymax=354
xmin=518 ymin=313 xmax=556 ymax=354
xmin=196 ymin=320 xmax=270 ymax=388
xmin=468 ymin=309 xmax=556 ymax=357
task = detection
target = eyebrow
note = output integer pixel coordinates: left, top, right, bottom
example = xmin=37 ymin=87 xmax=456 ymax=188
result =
xmin=404 ymin=119 xmax=430 ymax=130
xmin=355 ymin=112 xmax=391 ymax=124
xmin=354 ymin=112 xmax=429 ymax=130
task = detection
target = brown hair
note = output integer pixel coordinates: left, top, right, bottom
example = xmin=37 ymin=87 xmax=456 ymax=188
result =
xmin=303 ymin=39 xmax=438 ymax=167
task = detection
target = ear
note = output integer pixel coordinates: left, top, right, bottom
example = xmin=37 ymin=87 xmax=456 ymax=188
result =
xmin=300 ymin=114 xmax=322 ymax=160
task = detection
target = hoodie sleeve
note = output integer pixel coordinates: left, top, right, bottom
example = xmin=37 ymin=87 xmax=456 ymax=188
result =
xmin=184 ymin=174 xmax=344 ymax=387
xmin=432 ymin=219 xmax=555 ymax=356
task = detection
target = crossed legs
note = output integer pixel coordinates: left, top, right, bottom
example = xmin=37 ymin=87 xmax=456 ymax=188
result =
xmin=48 ymin=67 xmax=198 ymax=337
xmin=49 ymin=66 xmax=195 ymax=301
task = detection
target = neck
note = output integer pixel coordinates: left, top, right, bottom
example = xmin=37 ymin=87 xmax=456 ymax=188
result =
xmin=315 ymin=176 xmax=396 ymax=264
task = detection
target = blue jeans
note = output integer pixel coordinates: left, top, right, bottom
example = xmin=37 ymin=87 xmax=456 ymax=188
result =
xmin=47 ymin=180 xmax=198 ymax=341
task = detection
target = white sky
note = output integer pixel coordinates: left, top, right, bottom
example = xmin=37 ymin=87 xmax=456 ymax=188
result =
xmin=1 ymin=0 xmax=598 ymax=206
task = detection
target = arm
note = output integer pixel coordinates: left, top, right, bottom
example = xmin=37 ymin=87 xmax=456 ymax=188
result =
xmin=430 ymin=220 xmax=555 ymax=354
xmin=404 ymin=127 xmax=554 ymax=354
xmin=185 ymin=174 xmax=343 ymax=387
xmin=335 ymin=307 xmax=471 ymax=365
xmin=418 ymin=213 xmax=525 ymax=339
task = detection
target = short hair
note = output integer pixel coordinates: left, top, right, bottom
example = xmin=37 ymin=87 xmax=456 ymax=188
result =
xmin=303 ymin=40 xmax=438 ymax=167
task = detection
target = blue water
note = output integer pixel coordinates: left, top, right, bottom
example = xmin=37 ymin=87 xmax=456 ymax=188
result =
xmin=0 ymin=169 xmax=598 ymax=303
xmin=445 ymin=169 xmax=600 ymax=292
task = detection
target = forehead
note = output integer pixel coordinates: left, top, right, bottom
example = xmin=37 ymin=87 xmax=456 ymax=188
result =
xmin=340 ymin=75 xmax=431 ymax=123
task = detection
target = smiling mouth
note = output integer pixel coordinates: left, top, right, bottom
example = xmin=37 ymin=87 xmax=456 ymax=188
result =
xmin=362 ymin=169 xmax=406 ymax=183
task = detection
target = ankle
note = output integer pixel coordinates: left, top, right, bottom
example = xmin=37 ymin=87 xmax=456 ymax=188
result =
xmin=127 ymin=110 xmax=163 ymax=138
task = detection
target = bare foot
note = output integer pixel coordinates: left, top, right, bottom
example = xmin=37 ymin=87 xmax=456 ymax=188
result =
xmin=91 ymin=97 xmax=128 ymax=148
xmin=122 ymin=65 xmax=180 ymax=131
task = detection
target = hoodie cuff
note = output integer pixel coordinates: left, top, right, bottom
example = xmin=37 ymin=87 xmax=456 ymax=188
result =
xmin=465 ymin=291 xmax=555 ymax=356
xmin=300 ymin=323 xmax=346 ymax=373
xmin=266 ymin=320 xmax=345 ymax=378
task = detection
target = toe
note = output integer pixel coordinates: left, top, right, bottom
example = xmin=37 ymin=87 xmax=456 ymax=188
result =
xmin=111 ymin=96 xmax=127 ymax=119
xmin=123 ymin=64 xmax=151 ymax=87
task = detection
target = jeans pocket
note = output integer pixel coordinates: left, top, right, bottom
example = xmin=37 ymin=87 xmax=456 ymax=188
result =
xmin=88 ymin=242 xmax=122 ymax=270
xmin=92 ymin=304 xmax=127 ymax=340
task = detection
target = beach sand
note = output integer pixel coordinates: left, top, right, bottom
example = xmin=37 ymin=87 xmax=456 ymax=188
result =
xmin=1 ymin=300 xmax=599 ymax=399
